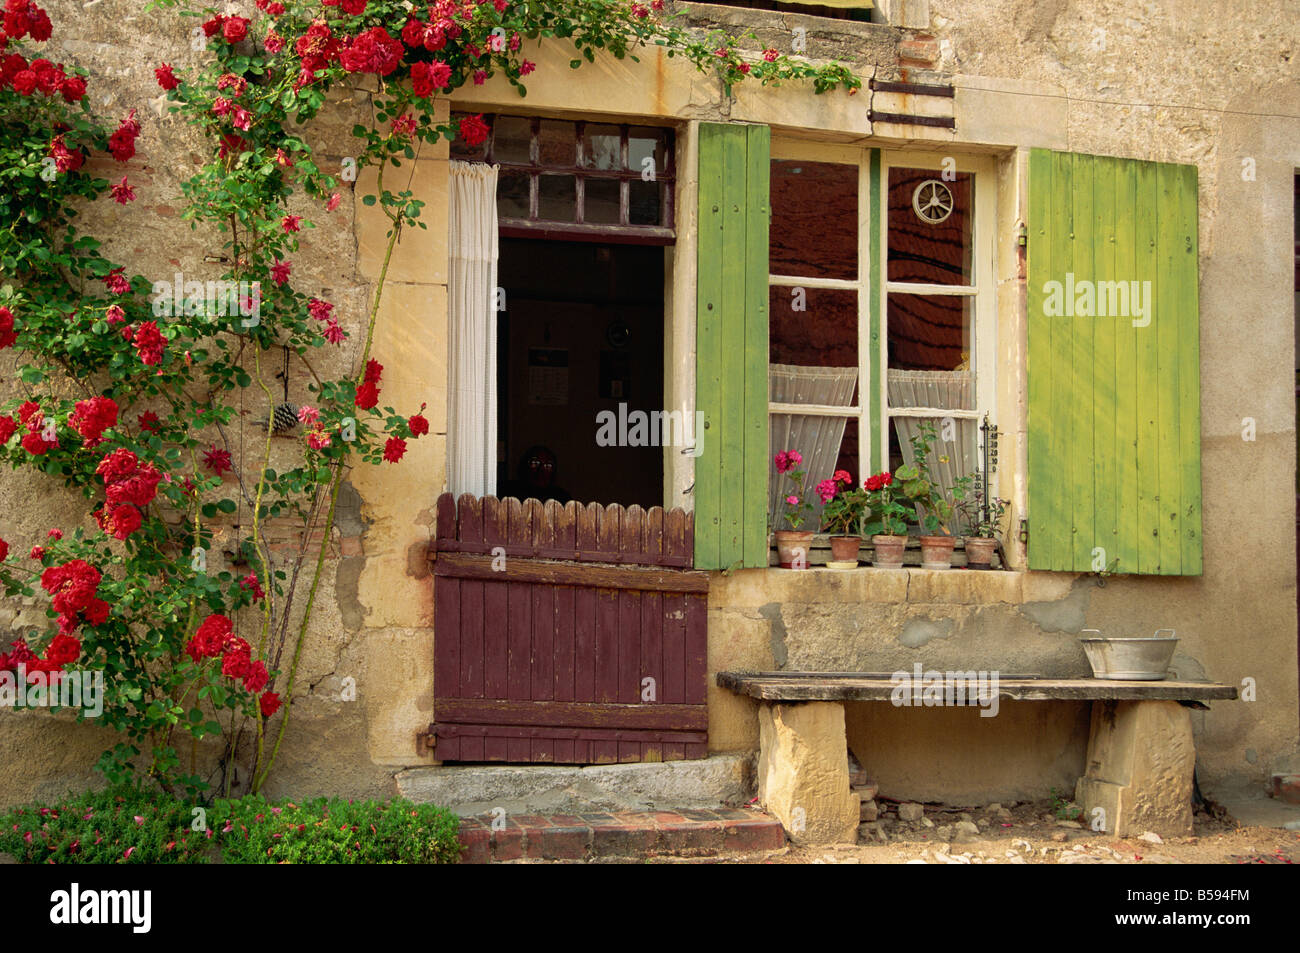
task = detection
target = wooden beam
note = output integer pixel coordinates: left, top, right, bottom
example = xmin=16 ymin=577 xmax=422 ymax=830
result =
xmin=433 ymin=553 xmax=711 ymax=592
xmin=435 ymin=698 xmax=708 ymax=731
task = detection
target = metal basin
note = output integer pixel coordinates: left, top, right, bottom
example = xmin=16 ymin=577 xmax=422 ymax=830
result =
xmin=1078 ymin=629 xmax=1178 ymax=680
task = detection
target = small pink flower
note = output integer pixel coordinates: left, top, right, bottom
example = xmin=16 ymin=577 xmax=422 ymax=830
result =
xmin=296 ymin=405 xmax=320 ymax=425
xmin=123 ymin=846 xmax=136 ymax=860
xmin=110 ymin=176 xmax=135 ymax=204
xmin=281 ymin=214 xmax=302 ymax=233
xmin=326 ymin=192 xmax=341 ymax=212
xmin=785 ymin=495 xmax=798 ymax=506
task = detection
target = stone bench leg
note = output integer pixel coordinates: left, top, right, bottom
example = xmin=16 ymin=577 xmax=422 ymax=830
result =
xmin=1075 ymin=699 xmax=1194 ymax=839
xmin=757 ymin=701 xmax=860 ymax=845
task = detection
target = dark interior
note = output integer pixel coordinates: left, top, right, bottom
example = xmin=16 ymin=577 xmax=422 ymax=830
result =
xmin=497 ymin=238 xmax=665 ymax=508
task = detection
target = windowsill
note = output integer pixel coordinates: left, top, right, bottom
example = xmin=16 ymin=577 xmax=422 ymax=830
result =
xmin=711 ymin=562 xmax=1080 ymax=607
xmin=767 ymin=533 xmax=1008 ymax=570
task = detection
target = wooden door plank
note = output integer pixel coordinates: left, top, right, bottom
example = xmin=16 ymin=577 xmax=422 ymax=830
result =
xmin=507 ymin=580 xmax=532 ymax=701
xmin=662 ymin=592 xmax=686 ymax=705
xmin=595 ymin=588 xmax=619 ymax=703
xmin=461 ymin=579 xmax=485 ymax=699
xmin=524 ymin=497 xmax=546 ymax=557
xmin=644 ymin=506 xmax=665 ymax=567
xmin=598 ymin=502 xmax=623 ymax=561
xmin=684 ymin=592 xmax=708 ymax=706
xmin=482 ymin=578 xmax=508 ymax=700
xmin=434 ymin=575 xmax=460 ymax=705
xmin=482 ymin=494 xmax=507 ymax=555
xmin=458 ymin=493 xmax=483 ymax=546
xmin=574 ymin=583 xmax=596 ymax=703
xmin=435 ymin=493 xmax=456 ymax=550
xmin=553 ymin=583 xmax=575 ymax=702
xmin=618 ymin=589 xmax=642 ymax=703
xmin=436 ymin=698 xmax=708 ymax=730
xmin=623 ymin=504 xmax=645 ymax=565
xmin=641 ymin=590 xmax=663 ymax=708
xmin=531 ymin=580 xmax=555 ymax=702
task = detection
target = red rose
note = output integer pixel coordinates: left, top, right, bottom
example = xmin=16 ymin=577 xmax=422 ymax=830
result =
xmin=0 ymin=538 xmax=7 ymax=562
xmin=0 ymin=416 xmax=15 ymax=444
xmin=243 ymin=659 xmax=269 ymax=693
xmin=202 ymin=444 xmax=233 ymax=476
xmin=364 ymin=358 xmax=382 ymax=384
xmin=154 ymin=63 xmax=178 ymax=90
xmin=339 ymin=26 xmax=402 ymax=75
xmin=137 ymin=411 xmax=160 ymax=433
xmin=59 ymin=75 xmax=85 ymax=102
xmin=354 ymin=381 xmax=379 ymax=410
xmin=10 ymin=69 xmax=35 ymax=95
xmin=21 ymin=431 xmax=51 ymax=455
xmin=222 ymin=15 xmax=249 ymax=44
xmin=0 ymin=305 xmax=15 ymax=348
xmin=458 ymin=113 xmax=489 ymax=147
xmin=383 ymin=437 xmax=406 ymax=463
xmin=201 ymin=14 xmax=225 ymax=37
xmin=69 ymin=395 xmax=118 ymax=448
xmin=260 ymin=692 xmax=282 ymax=717
xmin=408 ymin=414 xmax=429 ymax=437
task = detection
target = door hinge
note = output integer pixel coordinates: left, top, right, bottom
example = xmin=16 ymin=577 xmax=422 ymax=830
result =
xmin=1018 ymin=518 xmax=1029 ymax=546
xmin=418 ymin=725 xmax=438 ymax=755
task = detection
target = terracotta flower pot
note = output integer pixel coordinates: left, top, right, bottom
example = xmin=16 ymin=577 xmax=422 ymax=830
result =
xmin=870 ymin=534 xmax=906 ymax=569
xmin=774 ymin=530 xmax=814 ymax=569
xmin=828 ymin=535 xmax=862 ymax=564
xmin=919 ymin=535 xmax=956 ymax=570
xmin=964 ymin=536 xmax=997 ymax=569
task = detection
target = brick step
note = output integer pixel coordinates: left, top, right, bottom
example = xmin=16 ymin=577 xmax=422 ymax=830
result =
xmin=456 ymin=807 xmax=786 ymax=863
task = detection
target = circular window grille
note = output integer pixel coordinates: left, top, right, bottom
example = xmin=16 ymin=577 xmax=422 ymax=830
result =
xmin=912 ymin=179 xmax=954 ymax=224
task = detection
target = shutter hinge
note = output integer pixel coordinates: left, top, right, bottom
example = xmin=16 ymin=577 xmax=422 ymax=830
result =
xmin=1018 ymin=519 xmax=1029 ymax=546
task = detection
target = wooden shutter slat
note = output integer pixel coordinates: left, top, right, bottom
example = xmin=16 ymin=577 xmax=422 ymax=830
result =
xmin=695 ymin=122 xmax=770 ymax=569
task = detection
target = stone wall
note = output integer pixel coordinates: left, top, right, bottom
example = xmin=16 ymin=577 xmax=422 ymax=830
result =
xmin=1 ymin=0 xmax=1296 ymax=807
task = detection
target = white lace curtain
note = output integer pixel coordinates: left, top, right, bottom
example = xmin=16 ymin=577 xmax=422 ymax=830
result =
xmin=447 ymin=160 xmax=499 ymax=498
xmin=768 ymin=363 xmax=858 ymax=531
xmin=888 ymin=369 xmax=977 ymax=533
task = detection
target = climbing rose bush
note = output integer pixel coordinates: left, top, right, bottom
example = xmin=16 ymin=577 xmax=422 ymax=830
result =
xmin=0 ymin=0 xmax=859 ymax=796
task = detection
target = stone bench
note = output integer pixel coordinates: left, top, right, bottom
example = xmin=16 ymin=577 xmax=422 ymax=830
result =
xmin=716 ymin=671 xmax=1238 ymax=845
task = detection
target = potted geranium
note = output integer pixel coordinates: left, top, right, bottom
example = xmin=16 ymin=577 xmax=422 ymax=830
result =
xmin=819 ymin=469 xmax=864 ymax=567
xmin=898 ymin=423 xmax=957 ymax=569
xmin=953 ymin=478 xmax=1008 ymax=569
xmin=862 ymin=471 xmax=909 ymax=568
xmin=773 ymin=449 xmax=814 ymax=569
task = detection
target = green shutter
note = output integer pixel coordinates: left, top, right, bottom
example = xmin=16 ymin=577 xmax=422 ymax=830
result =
xmin=694 ymin=122 xmax=770 ymax=570
xmin=1027 ymin=149 xmax=1201 ymax=575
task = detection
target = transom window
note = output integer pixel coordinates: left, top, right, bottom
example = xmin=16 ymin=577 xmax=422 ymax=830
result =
xmin=451 ymin=113 xmax=675 ymax=243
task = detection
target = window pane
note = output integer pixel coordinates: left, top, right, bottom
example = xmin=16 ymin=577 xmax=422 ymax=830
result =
xmin=581 ymin=124 xmax=621 ymax=170
xmin=584 ymin=178 xmax=621 ymax=224
xmin=628 ymin=126 xmax=669 ymax=177
xmin=887 ymin=293 xmax=972 ymax=375
xmin=492 ymin=115 xmax=532 ymax=164
xmin=497 ymin=169 xmax=531 ymax=219
xmin=538 ymin=173 xmax=576 ymax=221
xmin=770 ymin=286 xmax=858 ymax=372
xmin=887 ymin=168 xmax=973 ymax=286
xmin=629 ymin=179 xmax=662 ymax=226
xmin=769 ymin=160 xmax=857 ymax=281
xmin=538 ymin=120 xmax=574 ymax=166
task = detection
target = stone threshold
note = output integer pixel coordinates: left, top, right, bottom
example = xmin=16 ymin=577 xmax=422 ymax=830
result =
xmin=456 ymin=807 xmax=785 ymax=863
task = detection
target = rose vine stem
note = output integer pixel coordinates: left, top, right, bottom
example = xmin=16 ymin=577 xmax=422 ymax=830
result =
xmin=253 ymin=158 xmax=400 ymax=793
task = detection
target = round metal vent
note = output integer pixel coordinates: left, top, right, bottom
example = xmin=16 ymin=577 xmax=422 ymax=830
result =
xmin=912 ymin=179 xmax=954 ymax=224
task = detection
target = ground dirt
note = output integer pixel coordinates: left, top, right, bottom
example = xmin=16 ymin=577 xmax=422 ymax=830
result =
xmin=652 ymin=797 xmax=1300 ymax=865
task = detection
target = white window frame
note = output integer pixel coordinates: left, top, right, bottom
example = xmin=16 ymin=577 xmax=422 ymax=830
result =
xmin=764 ymin=141 xmax=998 ymax=488
xmin=880 ymin=150 xmax=998 ymax=472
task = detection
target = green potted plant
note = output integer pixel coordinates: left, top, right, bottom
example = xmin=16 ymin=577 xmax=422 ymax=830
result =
xmin=899 ymin=422 xmax=957 ymax=569
xmin=862 ymin=471 xmax=909 ymax=568
xmin=819 ymin=470 xmax=864 ymax=567
xmin=773 ymin=449 xmax=814 ymax=569
xmin=953 ymin=476 xmax=1008 ymax=569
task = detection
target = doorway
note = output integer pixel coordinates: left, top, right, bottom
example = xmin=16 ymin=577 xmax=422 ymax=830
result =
xmin=496 ymin=238 xmax=665 ymax=508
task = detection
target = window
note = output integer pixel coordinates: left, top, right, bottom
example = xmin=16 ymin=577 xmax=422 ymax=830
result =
xmin=451 ymin=113 xmax=675 ymax=243
xmin=765 ymin=142 xmax=996 ymax=529
xmin=883 ymin=154 xmax=997 ymax=525
xmin=683 ymin=0 xmax=873 ymax=21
